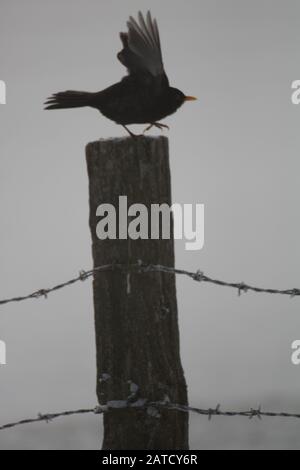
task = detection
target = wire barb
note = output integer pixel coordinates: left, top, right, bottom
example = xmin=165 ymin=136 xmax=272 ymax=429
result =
xmin=38 ymin=413 xmax=54 ymax=423
xmin=238 ymin=283 xmax=249 ymax=296
xmin=207 ymin=404 xmax=221 ymax=420
xmin=192 ymin=270 xmax=205 ymax=282
xmin=249 ymin=406 xmax=262 ymax=420
xmin=289 ymin=288 xmax=300 ymax=298
xmin=78 ymin=270 xmax=89 ymax=281
xmin=32 ymin=289 xmax=49 ymax=299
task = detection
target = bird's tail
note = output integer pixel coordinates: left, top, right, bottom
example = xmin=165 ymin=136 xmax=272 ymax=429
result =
xmin=44 ymin=90 xmax=93 ymax=110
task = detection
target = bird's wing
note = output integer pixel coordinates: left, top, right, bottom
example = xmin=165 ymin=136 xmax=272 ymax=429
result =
xmin=118 ymin=11 xmax=168 ymax=85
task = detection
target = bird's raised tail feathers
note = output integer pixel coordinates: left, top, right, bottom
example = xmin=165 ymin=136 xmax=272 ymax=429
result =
xmin=44 ymin=91 xmax=93 ymax=110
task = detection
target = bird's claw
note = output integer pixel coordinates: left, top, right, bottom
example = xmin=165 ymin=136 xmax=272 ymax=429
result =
xmin=143 ymin=122 xmax=170 ymax=134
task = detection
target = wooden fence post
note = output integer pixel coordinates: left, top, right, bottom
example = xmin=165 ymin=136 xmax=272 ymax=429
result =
xmin=86 ymin=136 xmax=188 ymax=450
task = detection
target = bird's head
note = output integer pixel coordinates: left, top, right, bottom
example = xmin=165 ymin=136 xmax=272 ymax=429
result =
xmin=167 ymin=87 xmax=197 ymax=113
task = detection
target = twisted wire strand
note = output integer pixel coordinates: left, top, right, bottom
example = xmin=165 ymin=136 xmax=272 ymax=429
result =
xmin=1 ymin=401 xmax=300 ymax=431
xmin=0 ymin=262 xmax=299 ymax=306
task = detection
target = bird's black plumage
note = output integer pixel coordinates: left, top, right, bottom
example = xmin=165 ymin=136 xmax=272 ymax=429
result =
xmin=44 ymin=11 xmax=196 ymax=136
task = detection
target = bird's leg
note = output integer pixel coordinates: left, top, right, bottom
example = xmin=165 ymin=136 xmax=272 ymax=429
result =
xmin=143 ymin=123 xmax=154 ymax=133
xmin=122 ymin=125 xmax=140 ymax=139
xmin=143 ymin=122 xmax=170 ymax=133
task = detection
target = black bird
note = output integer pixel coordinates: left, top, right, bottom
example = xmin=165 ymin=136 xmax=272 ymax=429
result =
xmin=44 ymin=11 xmax=196 ymax=137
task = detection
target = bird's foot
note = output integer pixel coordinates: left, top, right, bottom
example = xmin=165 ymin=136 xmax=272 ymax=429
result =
xmin=122 ymin=125 xmax=142 ymax=139
xmin=143 ymin=122 xmax=170 ymax=133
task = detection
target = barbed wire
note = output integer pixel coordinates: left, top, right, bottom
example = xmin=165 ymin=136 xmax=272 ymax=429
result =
xmin=0 ymin=408 xmax=97 ymax=431
xmin=1 ymin=400 xmax=300 ymax=431
xmin=0 ymin=262 xmax=299 ymax=307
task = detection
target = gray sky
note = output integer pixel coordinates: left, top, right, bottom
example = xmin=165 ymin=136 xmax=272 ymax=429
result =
xmin=0 ymin=0 xmax=300 ymax=449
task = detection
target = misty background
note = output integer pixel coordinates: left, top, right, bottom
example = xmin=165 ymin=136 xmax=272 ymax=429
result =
xmin=0 ymin=0 xmax=300 ymax=449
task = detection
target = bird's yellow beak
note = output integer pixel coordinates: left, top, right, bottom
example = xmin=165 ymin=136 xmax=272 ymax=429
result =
xmin=184 ymin=96 xmax=197 ymax=101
